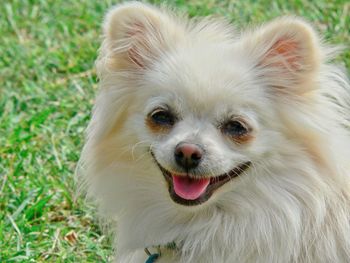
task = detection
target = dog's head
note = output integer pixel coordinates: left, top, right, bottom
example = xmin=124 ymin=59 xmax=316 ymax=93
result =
xmin=84 ymin=2 xmax=332 ymax=211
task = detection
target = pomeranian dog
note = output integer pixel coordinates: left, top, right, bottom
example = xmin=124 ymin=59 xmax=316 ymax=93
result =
xmin=79 ymin=2 xmax=350 ymax=262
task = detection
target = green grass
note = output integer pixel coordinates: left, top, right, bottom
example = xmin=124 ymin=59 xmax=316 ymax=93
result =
xmin=0 ymin=0 xmax=349 ymax=262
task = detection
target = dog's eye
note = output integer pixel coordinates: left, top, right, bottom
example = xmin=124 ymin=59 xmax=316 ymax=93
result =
xmin=150 ymin=108 xmax=175 ymax=126
xmin=221 ymin=120 xmax=249 ymax=137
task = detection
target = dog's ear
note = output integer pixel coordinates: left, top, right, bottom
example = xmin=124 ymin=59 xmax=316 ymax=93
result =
xmin=100 ymin=2 xmax=184 ymax=70
xmin=241 ymin=17 xmax=323 ymax=95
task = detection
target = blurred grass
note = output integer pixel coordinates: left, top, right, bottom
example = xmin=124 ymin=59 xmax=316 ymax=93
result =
xmin=0 ymin=0 xmax=349 ymax=262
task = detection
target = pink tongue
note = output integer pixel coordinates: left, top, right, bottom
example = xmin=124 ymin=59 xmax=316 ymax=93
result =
xmin=172 ymin=175 xmax=210 ymax=200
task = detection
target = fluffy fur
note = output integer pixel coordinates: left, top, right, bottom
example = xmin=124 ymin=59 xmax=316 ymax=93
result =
xmin=78 ymin=2 xmax=350 ymax=262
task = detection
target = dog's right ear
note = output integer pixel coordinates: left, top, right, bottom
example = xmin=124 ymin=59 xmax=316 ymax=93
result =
xmin=100 ymin=2 xmax=184 ymax=71
xmin=239 ymin=17 xmax=323 ymax=95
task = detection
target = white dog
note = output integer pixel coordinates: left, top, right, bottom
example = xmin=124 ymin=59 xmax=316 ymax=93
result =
xmin=79 ymin=2 xmax=350 ymax=262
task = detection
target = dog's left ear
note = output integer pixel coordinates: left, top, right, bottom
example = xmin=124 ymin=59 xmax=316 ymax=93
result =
xmin=241 ymin=17 xmax=323 ymax=95
xmin=99 ymin=2 xmax=184 ymax=71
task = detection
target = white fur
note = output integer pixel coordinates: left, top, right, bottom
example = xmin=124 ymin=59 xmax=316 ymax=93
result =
xmin=78 ymin=2 xmax=350 ymax=262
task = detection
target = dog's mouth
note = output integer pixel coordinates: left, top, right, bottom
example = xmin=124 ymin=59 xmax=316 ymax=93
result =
xmin=152 ymin=154 xmax=251 ymax=206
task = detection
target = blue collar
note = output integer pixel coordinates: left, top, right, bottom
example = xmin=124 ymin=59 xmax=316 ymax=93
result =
xmin=144 ymin=242 xmax=177 ymax=263
xmin=145 ymin=253 xmax=160 ymax=263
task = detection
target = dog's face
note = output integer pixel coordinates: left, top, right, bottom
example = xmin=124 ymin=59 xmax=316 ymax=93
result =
xmin=132 ymin=47 xmax=272 ymax=206
xmin=90 ymin=3 xmax=322 ymax=209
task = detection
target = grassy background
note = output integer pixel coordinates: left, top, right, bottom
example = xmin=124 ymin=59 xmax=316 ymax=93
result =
xmin=0 ymin=0 xmax=349 ymax=262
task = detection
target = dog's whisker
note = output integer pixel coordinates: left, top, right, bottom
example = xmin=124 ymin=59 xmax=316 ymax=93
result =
xmin=131 ymin=140 xmax=151 ymax=160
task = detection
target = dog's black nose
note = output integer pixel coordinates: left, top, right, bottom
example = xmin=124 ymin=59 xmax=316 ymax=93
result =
xmin=174 ymin=142 xmax=203 ymax=170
